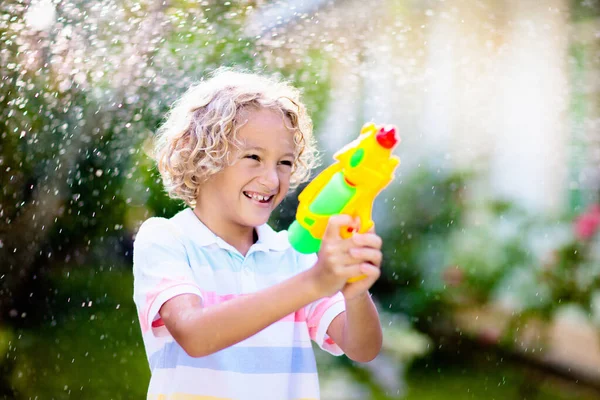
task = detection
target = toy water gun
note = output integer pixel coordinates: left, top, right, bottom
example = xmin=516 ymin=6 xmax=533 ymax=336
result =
xmin=288 ymin=122 xmax=401 ymax=259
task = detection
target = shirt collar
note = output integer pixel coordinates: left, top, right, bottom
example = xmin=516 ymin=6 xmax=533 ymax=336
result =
xmin=254 ymin=222 xmax=291 ymax=252
xmin=176 ymin=208 xmax=290 ymax=252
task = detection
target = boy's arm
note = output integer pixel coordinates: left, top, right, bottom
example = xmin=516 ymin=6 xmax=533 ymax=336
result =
xmin=159 ymin=216 xmax=363 ymax=358
xmin=327 ymin=292 xmax=383 ymax=363
xmin=326 ymin=228 xmax=384 ymax=363
xmin=160 ymin=268 xmax=320 ymax=358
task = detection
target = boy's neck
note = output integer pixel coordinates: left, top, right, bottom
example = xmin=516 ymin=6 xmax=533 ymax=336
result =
xmin=191 ymin=207 xmax=257 ymax=256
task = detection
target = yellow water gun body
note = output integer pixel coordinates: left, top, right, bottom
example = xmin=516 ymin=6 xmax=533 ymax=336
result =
xmin=288 ymin=123 xmax=401 ymax=254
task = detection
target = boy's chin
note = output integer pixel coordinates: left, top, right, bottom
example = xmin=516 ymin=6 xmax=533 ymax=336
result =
xmin=240 ymin=201 xmax=279 ymax=227
xmin=242 ymin=213 xmax=271 ymax=227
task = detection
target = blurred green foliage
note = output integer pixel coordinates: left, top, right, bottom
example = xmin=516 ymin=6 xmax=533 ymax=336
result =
xmin=373 ymin=167 xmax=471 ymax=317
xmin=6 ymin=268 xmax=148 ymax=399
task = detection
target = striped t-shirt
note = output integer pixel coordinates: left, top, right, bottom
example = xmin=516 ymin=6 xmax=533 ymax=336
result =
xmin=132 ymin=208 xmax=346 ymax=400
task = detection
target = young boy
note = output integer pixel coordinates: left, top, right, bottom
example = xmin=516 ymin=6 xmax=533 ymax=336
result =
xmin=133 ymin=68 xmax=384 ymax=400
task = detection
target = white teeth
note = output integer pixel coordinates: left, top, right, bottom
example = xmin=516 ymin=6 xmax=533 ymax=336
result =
xmin=245 ymin=192 xmax=272 ymax=202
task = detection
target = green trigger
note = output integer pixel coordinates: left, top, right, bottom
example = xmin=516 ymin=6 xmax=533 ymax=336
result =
xmin=349 ymin=148 xmax=364 ymax=167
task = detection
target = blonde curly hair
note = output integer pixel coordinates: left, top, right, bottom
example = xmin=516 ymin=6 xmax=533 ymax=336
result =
xmin=153 ymin=68 xmax=319 ymax=206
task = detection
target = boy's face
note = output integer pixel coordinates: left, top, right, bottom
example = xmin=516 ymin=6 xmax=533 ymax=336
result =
xmin=196 ymin=108 xmax=296 ymax=230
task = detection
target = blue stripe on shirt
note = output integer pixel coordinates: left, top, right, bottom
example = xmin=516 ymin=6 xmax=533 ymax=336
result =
xmin=150 ymin=342 xmax=318 ymax=374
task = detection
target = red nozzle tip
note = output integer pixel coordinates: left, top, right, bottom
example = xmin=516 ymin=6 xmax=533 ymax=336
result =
xmin=376 ymin=126 xmax=399 ymax=149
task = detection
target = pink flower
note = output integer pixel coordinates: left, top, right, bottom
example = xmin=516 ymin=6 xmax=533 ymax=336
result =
xmin=574 ymin=204 xmax=600 ymax=241
xmin=442 ymin=265 xmax=464 ymax=287
xmin=477 ymin=327 xmax=502 ymax=346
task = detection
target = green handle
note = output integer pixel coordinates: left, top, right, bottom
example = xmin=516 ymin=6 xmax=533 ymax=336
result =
xmin=289 ymin=171 xmax=356 ymax=254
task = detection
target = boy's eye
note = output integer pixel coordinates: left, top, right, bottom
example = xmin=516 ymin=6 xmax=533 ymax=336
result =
xmin=280 ymin=160 xmax=293 ymax=167
xmin=245 ymin=154 xmax=260 ymax=161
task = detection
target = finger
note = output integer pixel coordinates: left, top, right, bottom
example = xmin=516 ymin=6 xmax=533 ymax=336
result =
xmin=323 ymin=214 xmax=355 ymax=241
xmin=328 ymin=236 xmax=365 ymax=264
xmin=334 ymin=249 xmax=366 ymax=267
xmin=359 ymin=263 xmax=381 ymax=279
xmin=352 ymin=233 xmax=382 ymax=249
xmin=344 ymin=263 xmax=380 ymax=285
xmin=349 ymin=248 xmax=382 ymax=267
xmin=318 ymin=238 xmax=358 ymax=267
xmin=340 ymin=263 xmax=364 ymax=279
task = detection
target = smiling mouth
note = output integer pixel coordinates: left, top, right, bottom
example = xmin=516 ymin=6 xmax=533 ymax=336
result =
xmin=243 ymin=191 xmax=275 ymax=203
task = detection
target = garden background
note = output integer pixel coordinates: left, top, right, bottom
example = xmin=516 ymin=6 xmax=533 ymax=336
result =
xmin=1 ymin=0 xmax=599 ymax=399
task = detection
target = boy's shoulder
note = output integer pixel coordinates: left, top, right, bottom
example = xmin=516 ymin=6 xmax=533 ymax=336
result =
xmin=137 ymin=215 xmax=171 ymax=230
xmin=135 ymin=210 xmax=188 ymax=244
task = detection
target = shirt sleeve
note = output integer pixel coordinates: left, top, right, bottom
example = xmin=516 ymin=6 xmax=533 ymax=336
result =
xmin=132 ymin=217 xmax=204 ymax=337
xmin=297 ymin=253 xmax=346 ymax=356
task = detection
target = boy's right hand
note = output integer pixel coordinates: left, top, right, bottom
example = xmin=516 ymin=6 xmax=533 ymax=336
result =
xmin=310 ymin=214 xmax=370 ymax=298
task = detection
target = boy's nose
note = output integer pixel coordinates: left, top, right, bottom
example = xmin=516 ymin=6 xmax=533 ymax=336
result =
xmin=259 ymin=167 xmax=279 ymax=190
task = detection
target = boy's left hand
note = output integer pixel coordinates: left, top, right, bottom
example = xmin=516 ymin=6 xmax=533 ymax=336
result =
xmin=341 ymin=222 xmax=383 ymax=301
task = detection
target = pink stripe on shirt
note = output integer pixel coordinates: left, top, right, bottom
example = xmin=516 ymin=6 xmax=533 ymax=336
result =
xmin=141 ymin=277 xmax=203 ymax=333
xmin=149 ymin=291 xmax=308 ymax=329
xmin=307 ymin=295 xmax=344 ymax=344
